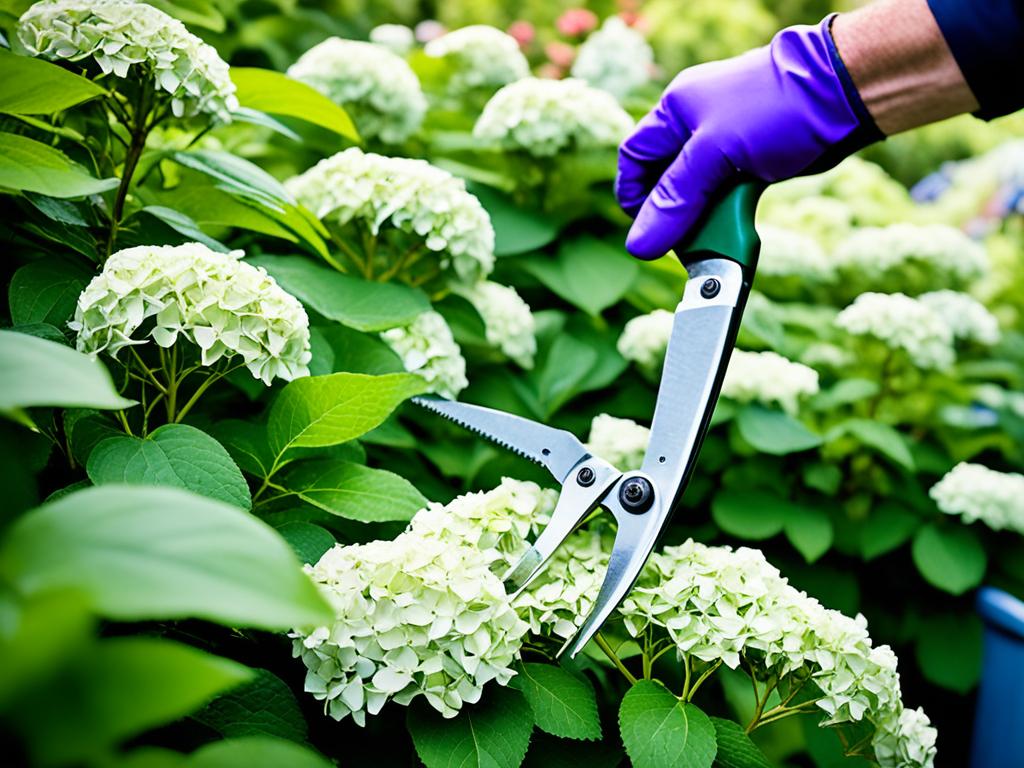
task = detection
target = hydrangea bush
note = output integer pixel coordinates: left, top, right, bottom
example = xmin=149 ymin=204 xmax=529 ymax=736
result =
xmin=424 ymin=25 xmax=529 ymax=95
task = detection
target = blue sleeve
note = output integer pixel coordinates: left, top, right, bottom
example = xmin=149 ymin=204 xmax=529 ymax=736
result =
xmin=928 ymin=0 xmax=1024 ymax=119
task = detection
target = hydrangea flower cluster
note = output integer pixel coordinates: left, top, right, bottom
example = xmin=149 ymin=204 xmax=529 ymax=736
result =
xmin=369 ymin=24 xmax=415 ymax=56
xmin=380 ymin=311 xmax=468 ymax=399
xmin=474 ymin=77 xmax=635 ymax=157
xmin=294 ymin=531 xmax=528 ymax=723
xmin=721 ymin=350 xmax=820 ymax=414
xmin=620 ymin=540 xmax=937 ymax=768
xmin=835 ymin=292 xmax=955 ymax=370
xmin=570 ymin=17 xmax=654 ymax=101
xmin=832 ymin=223 xmax=988 ymax=295
xmin=424 ymin=25 xmax=529 ymax=94
xmin=287 ymin=38 xmax=426 ymax=143
xmin=918 ymin=290 xmax=1001 ymax=345
xmin=70 ymin=243 xmax=311 ymax=385
xmin=756 ymin=225 xmax=834 ymax=281
xmin=453 ymin=281 xmax=536 ymax=368
xmin=286 ymin=148 xmax=495 ymax=286
xmin=585 ymin=414 xmax=651 ymax=472
xmin=18 ymin=0 xmax=238 ymax=121
xmin=930 ymin=462 xmax=1024 ymax=534
xmin=617 ymin=309 xmax=674 ymax=378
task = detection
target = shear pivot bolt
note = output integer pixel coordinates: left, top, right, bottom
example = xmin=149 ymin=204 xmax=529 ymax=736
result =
xmin=700 ymin=278 xmax=721 ymax=299
xmin=620 ymin=477 xmax=654 ymax=514
xmin=576 ymin=466 xmax=595 ymax=487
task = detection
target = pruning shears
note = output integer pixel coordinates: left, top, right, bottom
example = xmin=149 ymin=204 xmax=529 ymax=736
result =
xmin=416 ymin=181 xmax=765 ymax=658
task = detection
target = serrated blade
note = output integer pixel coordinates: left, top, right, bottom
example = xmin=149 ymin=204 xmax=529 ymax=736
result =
xmin=413 ymin=396 xmax=589 ymax=484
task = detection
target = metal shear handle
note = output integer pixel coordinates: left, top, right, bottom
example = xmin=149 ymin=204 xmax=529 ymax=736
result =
xmin=414 ymin=181 xmax=765 ymax=659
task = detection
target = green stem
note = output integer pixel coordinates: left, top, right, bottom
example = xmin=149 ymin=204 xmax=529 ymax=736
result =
xmin=105 ymin=87 xmax=153 ymax=259
xmin=680 ymin=654 xmax=692 ymax=699
xmin=686 ymin=660 xmax=722 ymax=701
xmin=594 ymin=632 xmax=637 ymax=685
xmin=115 ymin=410 xmax=134 ymax=436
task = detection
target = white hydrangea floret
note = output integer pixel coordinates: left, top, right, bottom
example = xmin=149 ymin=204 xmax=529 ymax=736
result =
xmin=293 ymin=530 xmax=527 ymax=724
xmin=585 ymin=414 xmax=650 ymax=471
xmin=70 ymin=243 xmax=311 ymax=385
xmin=930 ymin=462 xmax=1024 ymax=534
xmin=570 ymin=16 xmax=653 ymax=101
xmin=18 ymin=0 xmax=238 ymax=121
xmin=287 ymin=37 xmax=425 ymax=143
xmin=722 ymin=350 xmax=820 ymax=414
xmin=919 ymin=290 xmax=1001 ymax=345
xmin=286 ymin=148 xmax=495 ymax=285
xmin=474 ymin=77 xmax=634 ymax=157
xmin=873 ymin=707 xmax=940 ymax=768
xmin=835 ymin=292 xmax=955 ymax=370
xmin=425 ymin=25 xmax=528 ymax=94
xmin=453 ymin=281 xmax=536 ymax=368
xmin=381 ymin=311 xmax=468 ymax=399
xmin=369 ymin=24 xmax=415 ymax=56
xmin=757 ymin=225 xmax=834 ymax=281
xmin=617 ymin=309 xmax=674 ymax=378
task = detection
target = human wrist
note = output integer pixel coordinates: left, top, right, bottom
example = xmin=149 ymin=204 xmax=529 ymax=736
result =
xmin=830 ymin=0 xmax=978 ymax=135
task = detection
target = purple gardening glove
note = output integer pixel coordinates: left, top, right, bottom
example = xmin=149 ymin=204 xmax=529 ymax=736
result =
xmin=616 ymin=17 xmax=881 ymax=259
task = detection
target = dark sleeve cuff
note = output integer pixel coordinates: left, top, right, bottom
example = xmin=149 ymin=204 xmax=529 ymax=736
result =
xmin=928 ymin=0 xmax=1024 ymax=120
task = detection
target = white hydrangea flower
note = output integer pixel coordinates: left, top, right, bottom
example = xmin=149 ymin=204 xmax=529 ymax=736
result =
xmin=474 ymin=77 xmax=634 ymax=157
xmin=425 ymin=25 xmax=529 ymax=94
xmin=722 ymin=350 xmax=820 ymax=414
xmin=873 ymin=707 xmax=939 ymax=768
xmin=369 ymin=24 xmax=415 ymax=56
xmin=381 ymin=311 xmax=468 ymax=399
xmin=286 ymin=148 xmax=495 ymax=285
xmin=919 ymin=290 xmax=1001 ymax=345
xmin=293 ymin=530 xmax=528 ymax=724
xmin=930 ymin=462 xmax=1024 ymax=534
xmin=756 ymin=225 xmax=834 ymax=281
xmin=69 ymin=243 xmax=311 ymax=385
xmin=287 ymin=37 xmax=426 ymax=143
xmin=408 ymin=477 xmax=556 ymax=571
xmin=18 ymin=0 xmax=237 ymax=121
xmin=570 ymin=17 xmax=653 ymax=101
xmin=585 ymin=414 xmax=650 ymax=472
xmin=832 ymin=223 xmax=988 ymax=294
xmin=453 ymin=281 xmax=536 ymax=368
xmin=617 ymin=309 xmax=674 ymax=378
xmin=835 ymin=292 xmax=955 ymax=370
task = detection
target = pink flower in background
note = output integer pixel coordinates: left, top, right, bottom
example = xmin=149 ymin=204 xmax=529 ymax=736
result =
xmin=507 ymin=20 xmax=535 ymax=48
xmin=545 ymin=41 xmax=576 ymax=69
xmin=556 ymin=8 xmax=598 ymax=38
xmin=537 ymin=62 xmax=565 ymax=80
xmin=414 ymin=20 xmax=446 ymax=43
xmin=620 ymin=11 xmax=650 ymax=34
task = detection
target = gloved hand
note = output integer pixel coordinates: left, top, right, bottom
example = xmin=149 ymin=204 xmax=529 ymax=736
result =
xmin=616 ymin=17 xmax=881 ymax=259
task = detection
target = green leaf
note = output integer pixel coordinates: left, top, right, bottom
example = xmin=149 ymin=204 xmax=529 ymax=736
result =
xmin=511 ymin=663 xmax=601 ymax=740
xmin=828 ymin=419 xmax=915 ymax=470
xmin=186 ymin=737 xmax=333 ymax=768
xmin=9 ymin=258 xmax=92 ymax=327
xmin=912 ymin=523 xmax=987 ymax=595
xmin=147 ymin=0 xmax=225 ymax=31
xmin=0 ymin=49 xmax=105 ymax=114
xmin=171 ymin=149 xmax=293 ymax=210
xmin=0 ymin=485 xmax=332 ymax=629
xmin=86 ymin=424 xmax=251 ymax=509
xmin=276 ymin=459 xmax=426 ymax=523
xmin=470 ymin=184 xmax=558 ymax=256
xmin=735 ymin=405 xmax=822 ymax=455
xmin=523 ymin=236 xmax=639 ymax=315
xmin=0 ymin=131 xmax=119 ymax=197
xmin=319 ymin=324 xmax=405 ymax=375
xmin=0 ymin=329 xmax=134 ymax=410
xmin=253 ymin=255 xmax=429 ymax=331
xmin=522 ymin=733 xmax=623 ymax=768
xmin=268 ymin=372 xmax=425 ymax=457
xmin=274 ymin=521 xmax=335 ymax=565
xmin=231 ymin=67 xmax=359 ymax=141
xmin=861 ymin=502 xmax=920 ymax=560
xmin=619 ymin=680 xmax=717 ymax=768
xmin=407 ymin=686 xmax=534 ymax=768
xmin=140 ymin=205 xmax=230 ymax=252
xmin=193 ymin=668 xmax=308 ymax=742
xmin=711 ymin=489 xmax=789 ymax=540
xmin=710 ymin=718 xmax=771 ymax=768
xmin=782 ymin=505 xmax=833 ymax=563
xmin=12 ymin=637 xmax=251 ymax=766
xmin=210 ymin=419 xmax=275 ymax=478
xmin=915 ymin=613 xmax=982 ymax=693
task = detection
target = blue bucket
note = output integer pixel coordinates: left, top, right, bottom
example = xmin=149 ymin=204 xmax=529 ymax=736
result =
xmin=971 ymin=587 xmax=1024 ymax=768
